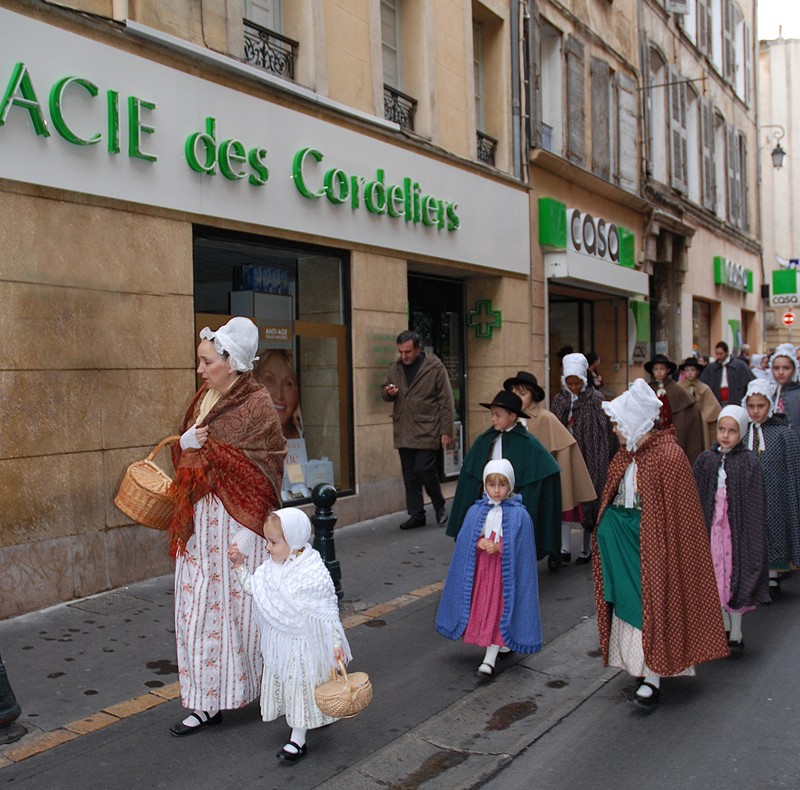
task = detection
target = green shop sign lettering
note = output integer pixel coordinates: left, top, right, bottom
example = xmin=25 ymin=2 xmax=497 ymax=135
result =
xmin=0 ymin=61 xmax=461 ymax=231
xmin=291 ymin=147 xmax=460 ymax=231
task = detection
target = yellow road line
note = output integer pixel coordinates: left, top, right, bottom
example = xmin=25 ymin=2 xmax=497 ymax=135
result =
xmin=0 ymin=578 xmax=444 ymax=768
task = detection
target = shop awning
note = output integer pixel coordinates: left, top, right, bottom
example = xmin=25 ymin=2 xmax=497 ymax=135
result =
xmin=545 ymin=251 xmax=649 ymax=298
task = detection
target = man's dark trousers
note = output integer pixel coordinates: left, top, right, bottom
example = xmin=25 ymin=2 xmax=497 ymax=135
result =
xmin=399 ymin=448 xmax=445 ymax=518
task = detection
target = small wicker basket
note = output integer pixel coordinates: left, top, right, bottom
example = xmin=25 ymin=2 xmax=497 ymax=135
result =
xmin=314 ymin=661 xmax=373 ymax=719
xmin=114 ymin=435 xmax=181 ymax=531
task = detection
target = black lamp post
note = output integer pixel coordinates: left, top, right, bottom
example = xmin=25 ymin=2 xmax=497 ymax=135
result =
xmin=311 ymin=483 xmax=343 ymax=600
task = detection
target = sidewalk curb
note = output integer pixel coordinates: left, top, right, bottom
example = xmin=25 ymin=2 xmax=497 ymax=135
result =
xmin=314 ymin=617 xmax=618 ymax=790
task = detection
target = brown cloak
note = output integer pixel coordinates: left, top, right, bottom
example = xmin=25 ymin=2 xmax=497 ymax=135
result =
xmin=649 ymin=378 xmax=704 ymax=464
xmin=591 ymin=429 xmax=729 ymax=675
xmin=169 ymin=373 xmax=287 ymax=556
xmin=525 ymin=407 xmax=596 ymax=511
xmin=680 ymin=378 xmax=722 ymax=450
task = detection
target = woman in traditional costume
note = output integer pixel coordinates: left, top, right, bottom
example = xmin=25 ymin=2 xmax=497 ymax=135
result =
xmin=229 ymin=508 xmax=350 ymax=763
xmin=742 ymin=378 xmax=800 ymax=591
xmin=551 ymin=353 xmax=618 ymax=564
xmin=503 ymin=371 xmax=596 ymax=565
xmin=592 ymin=379 xmax=728 ymax=708
xmin=693 ymin=406 xmax=770 ymax=655
xmin=769 ymin=343 xmax=800 ymax=440
xmin=168 ymin=317 xmax=287 ymax=736
xmin=436 ymin=460 xmax=543 ymax=676
xmin=446 ymin=392 xmax=561 ymax=564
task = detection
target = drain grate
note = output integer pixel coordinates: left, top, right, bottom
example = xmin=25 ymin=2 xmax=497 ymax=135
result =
xmin=67 ymin=592 xmax=153 ymax=615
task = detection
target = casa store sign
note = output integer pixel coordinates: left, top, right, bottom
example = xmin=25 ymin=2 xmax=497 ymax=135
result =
xmin=568 ymin=208 xmax=623 ymax=264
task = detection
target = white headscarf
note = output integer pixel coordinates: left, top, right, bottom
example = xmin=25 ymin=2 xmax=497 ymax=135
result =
xmin=561 ymin=353 xmax=589 ymax=389
xmin=199 ymin=317 xmax=260 ymax=373
xmin=742 ymin=379 xmax=777 ymax=453
xmin=273 ymin=507 xmax=312 ymax=551
xmin=482 ymin=459 xmax=515 ymax=542
xmin=769 ymin=343 xmax=799 ymax=383
xmin=601 ymin=378 xmax=662 ymax=452
xmin=718 ymin=405 xmax=748 ymax=442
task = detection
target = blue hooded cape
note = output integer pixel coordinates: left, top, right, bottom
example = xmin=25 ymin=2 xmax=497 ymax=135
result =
xmin=435 ymin=494 xmax=543 ymax=654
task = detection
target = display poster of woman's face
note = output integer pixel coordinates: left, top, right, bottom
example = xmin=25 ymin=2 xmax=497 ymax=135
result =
xmin=255 ymin=349 xmax=303 ymax=439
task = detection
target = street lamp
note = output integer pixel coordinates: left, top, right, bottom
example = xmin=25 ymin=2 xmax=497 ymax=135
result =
xmin=763 ymin=125 xmax=787 ymax=170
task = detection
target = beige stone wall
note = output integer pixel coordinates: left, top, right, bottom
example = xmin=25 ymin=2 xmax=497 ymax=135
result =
xmin=0 ymin=189 xmax=195 ymax=618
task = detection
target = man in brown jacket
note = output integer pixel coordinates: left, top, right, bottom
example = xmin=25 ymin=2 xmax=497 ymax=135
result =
xmin=383 ymin=330 xmax=455 ymax=529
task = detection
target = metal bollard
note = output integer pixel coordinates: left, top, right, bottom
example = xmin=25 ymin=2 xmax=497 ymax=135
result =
xmin=0 ymin=651 xmax=24 ymax=745
xmin=311 ymin=483 xmax=343 ymax=601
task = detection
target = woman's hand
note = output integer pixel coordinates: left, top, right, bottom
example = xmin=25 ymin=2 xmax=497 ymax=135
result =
xmin=179 ymin=424 xmax=209 ymax=450
xmin=194 ymin=425 xmax=209 ymax=446
xmin=333 ymin=646 xmax=345 ymax=663
xmin=228 ymin=545 xmax=245 ymax=568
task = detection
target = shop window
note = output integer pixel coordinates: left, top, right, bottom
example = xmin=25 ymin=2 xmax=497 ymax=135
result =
xmin=693 ymin=298 xmax=712 ymax=354
xmin=193 ymin=230 xmax=352 ymax=503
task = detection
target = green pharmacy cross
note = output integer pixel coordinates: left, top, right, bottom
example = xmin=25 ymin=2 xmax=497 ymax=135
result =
xmin=467 ymin=299 xmax=502 ymax=339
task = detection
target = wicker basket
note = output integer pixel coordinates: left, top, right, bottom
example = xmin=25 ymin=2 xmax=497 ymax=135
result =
xmin=114 ymin=435 xmax=181 ymax=531
xmin=314 ymin=661 xmax=373 ymax=719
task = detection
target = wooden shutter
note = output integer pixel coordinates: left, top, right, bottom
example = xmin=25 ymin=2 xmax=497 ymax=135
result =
xmin=700 ymin=98 xmax=716 ymax=211
xmin=726 ymin=123 xmax=738 ymax=226
xmin=591 ymin=58 xmax=611 ymax=178
xmin=565 ymin=35 xmax=585 ymax=164
xmin=722 ymin=0 xmax=735 ymax=84
xmin=617 ymin=73 xmax=638 ymax=192
xmin=737 ymin=132 xmax=748 ymax=230
xmin=744 ymin=22 xmax=752 ymax=105
xmin=669 ymin=66 xmax=688 ymax=192
xmin=696 ymin=0 xmax=707 ymax=55
xmin=528 ymin=5 xmax=542 ymax=148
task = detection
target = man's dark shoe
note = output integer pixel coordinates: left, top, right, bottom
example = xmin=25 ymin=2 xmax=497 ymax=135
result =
xmin=399 ymin=515 xmax=426 ymax=530
xmin=435 ymin=506 xmax=448 ymax=525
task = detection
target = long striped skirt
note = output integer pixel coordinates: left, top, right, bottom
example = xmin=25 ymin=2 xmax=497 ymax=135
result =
xmin=174 ymin=494 xmax=267 ymax=712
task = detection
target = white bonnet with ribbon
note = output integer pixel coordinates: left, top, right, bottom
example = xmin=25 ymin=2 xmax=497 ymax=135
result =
xmin=561 ymin=353 xmax=589 ymax=387
xmin=601 ymin=378 xmax=662 ymax=451
xmin=769 ymin=343 xmax=798 ymax=382
xmin=199 ymin=317 xmax=260 ymax=373
xmin=483 ymin=458 xmax=515 ymax=492
xmin=272 ymin=507 xmax=312 ymax=550
xmin=742 ymin=378 xmax=776 ymax=417
xmin=718 ymin=405 xmax=748 ymax=439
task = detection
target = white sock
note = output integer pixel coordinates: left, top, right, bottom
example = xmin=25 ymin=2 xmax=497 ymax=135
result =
xmin=721 ymin=608 xmax=731 ymax=632
xmin=284 ymin=727 xmax=307 ymax=753
xmin=636 ymin=673 xmax=660 ymax=698
xmin=482 ymin=644 xmax=501 ymax=668
xmin=561 ymin=523 xmax=572 ymax=553
xmin=181 ymin=709 xmax=217 ymax=727
xmin=728 ymin=612 xmax=743 ymax=643
xmin=769 ymin=570 xmax=779 ymax=586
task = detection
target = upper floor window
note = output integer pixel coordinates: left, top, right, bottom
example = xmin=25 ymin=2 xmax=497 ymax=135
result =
xmin=381 ymin=0 xmax=402 ymax=90
xmin=243 ymin=0 xmax=297 ymax=80
xmin=647 ymin=47 xmax=668 ymax=184
xmin=539 ymin=21 xmax=563 ymax=154
xmin=474 ymin=22 xmax=484 ymax=131
xmin=245 ymin=0 xmax=282 ymax=32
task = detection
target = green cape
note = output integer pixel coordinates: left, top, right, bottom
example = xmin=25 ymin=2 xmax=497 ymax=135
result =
xmin=446 ymin=424 xmax=562 ymax=558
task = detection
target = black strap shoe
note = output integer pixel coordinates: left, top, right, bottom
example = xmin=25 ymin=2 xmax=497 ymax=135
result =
xmin=170 ymin=710 xmax=222 ymax=737
xmin=399 ymin=515 xmax=426 ymax=530
xmin=276 ymin=741 xmax=308 ymax=763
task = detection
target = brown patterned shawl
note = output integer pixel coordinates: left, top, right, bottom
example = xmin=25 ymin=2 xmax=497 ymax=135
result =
xmin=168 ymin=373 xmax=287 ymax=556
xmin=591 ymin=429 xmax=729 ymax=675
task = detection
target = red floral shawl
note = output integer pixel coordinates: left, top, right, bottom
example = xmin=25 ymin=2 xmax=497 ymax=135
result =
xmin=591 ymin=429 xmax=729 ymax=675
xmin=168 ymin=374 xmax=287 ymax=556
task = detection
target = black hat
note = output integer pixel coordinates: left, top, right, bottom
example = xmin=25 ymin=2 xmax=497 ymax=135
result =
xmin=644 ymin=353 xmax=677 ymax=376
xmin=679 ymin=357 xmax=702 ymax=371
xmin=503 ymin=370 xmax=545 ymax=403
xmin=479 ymin=390 xmax=531 ymax=418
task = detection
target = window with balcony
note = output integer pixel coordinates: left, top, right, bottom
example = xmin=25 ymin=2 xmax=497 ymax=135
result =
xmin=243 ymin=0 xmax=297 ymax=80
xmin=382 ymin=0 xmax=417 ymax=131
xmin=539 ymin=21 xmax=563 ymax=154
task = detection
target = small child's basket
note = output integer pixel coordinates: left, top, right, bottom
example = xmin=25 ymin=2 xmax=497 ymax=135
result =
xmin=314 ymin=661 xmax=373 ymax=719
xmin=114 ymin=435 xmax=181 ymax=531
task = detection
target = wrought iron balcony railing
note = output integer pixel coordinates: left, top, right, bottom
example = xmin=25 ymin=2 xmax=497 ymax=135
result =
xmin=477 ymin=130 xmax=498 ymax=166
xmin=383 ymin=84 xmax=417 ymax=131
xmin=243 ymin=19 xmax=298 ymax=80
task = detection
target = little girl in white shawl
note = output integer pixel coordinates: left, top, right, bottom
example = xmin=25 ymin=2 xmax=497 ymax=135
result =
xmin=229 ymin=507 xmax=351 ymax=764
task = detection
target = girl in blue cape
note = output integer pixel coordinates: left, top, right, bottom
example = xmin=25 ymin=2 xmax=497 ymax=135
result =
xmin=435 ymin=459 xmax=543 ymax=676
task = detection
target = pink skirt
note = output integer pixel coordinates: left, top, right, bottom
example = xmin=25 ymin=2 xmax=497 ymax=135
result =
xmin=463 ymin=535 xmax=506 ymax=648
xmin=710 ymin=486 xmax=754 ymax=614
